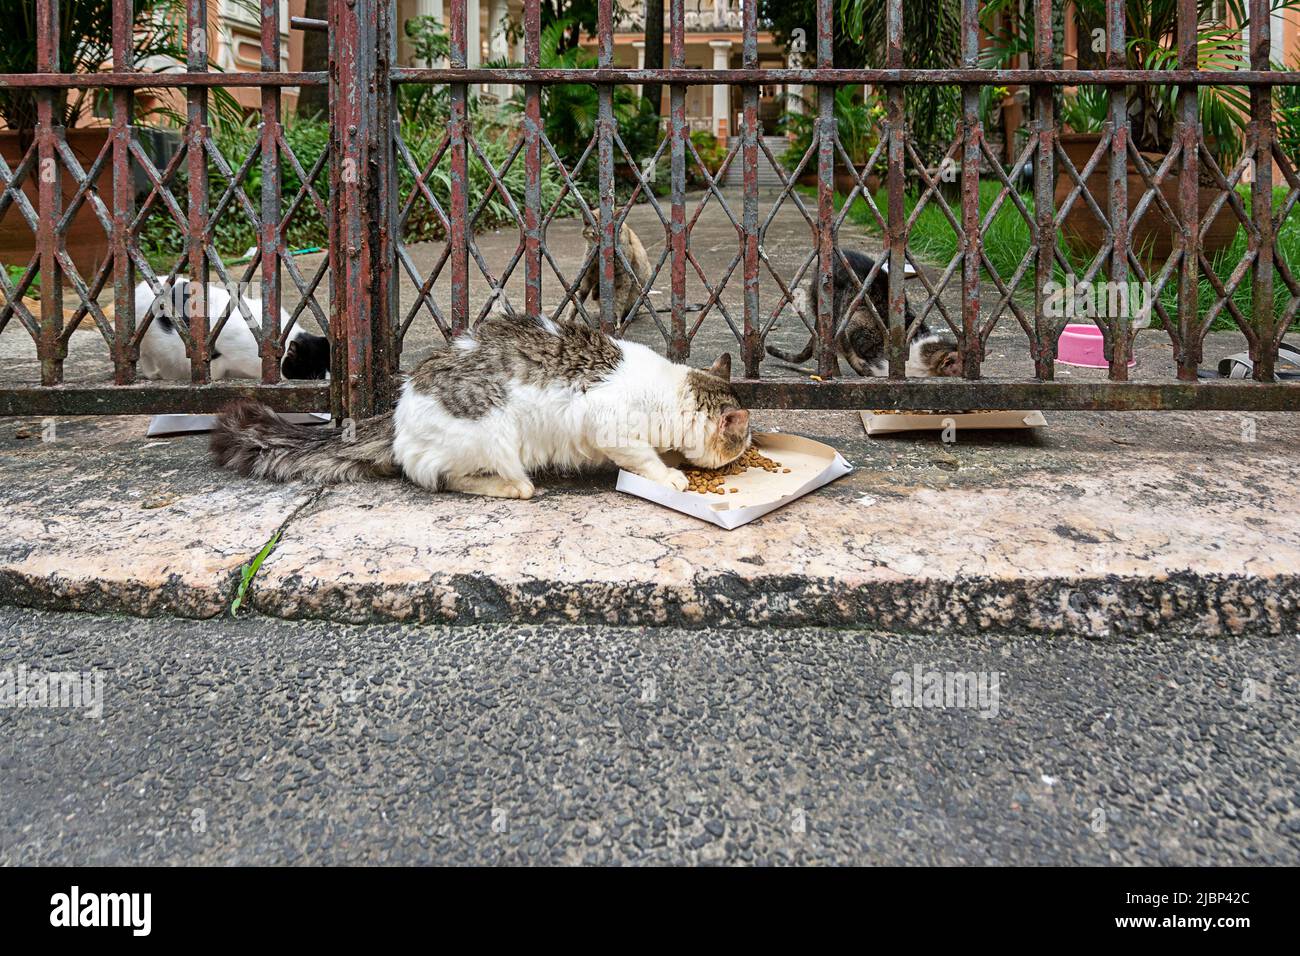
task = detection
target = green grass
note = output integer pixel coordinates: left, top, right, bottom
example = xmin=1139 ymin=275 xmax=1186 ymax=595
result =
xmin=230 ymin=530 xmax=280 ymax=617
xmin=811 ymin=181 xmax=1300 ymax=332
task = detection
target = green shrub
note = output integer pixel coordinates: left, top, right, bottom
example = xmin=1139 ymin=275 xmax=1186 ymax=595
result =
xmin=137 ymin=112 xmax=577 ymax=267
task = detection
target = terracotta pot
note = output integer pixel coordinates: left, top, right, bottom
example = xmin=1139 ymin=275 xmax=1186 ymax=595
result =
xmin=834 ymin=166 xmax=879 ymax=197
xmin=1055 ymin=131 xmax=1238 ymax=262
xmin=0 ymin=127 xmax=115 ymax=282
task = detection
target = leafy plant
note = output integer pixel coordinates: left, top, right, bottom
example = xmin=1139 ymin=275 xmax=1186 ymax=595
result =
xmin=497 ymin=18 xmax=653 ymax=173
xmin=0 ymin=0 xmax=251 ymax=136
xmin=983 ymin=0 xmax=1300 ymax=166
xmin=1060 ymin=85 xmax=1110 ymax=134
xmin=687 ymin=129 xmax=728 ymax=186
xmin=399 ymin=14 xmax=451 ymax=128
xmin=230 ymin=529 xmax=280 ymax=616
xmin=1278 ymin=60 xmax=1300 ymax=166
xmin=837 ymin=0 xmax=961 ymax=165
xmin=777 ymin=88 xmax=882 ymax=172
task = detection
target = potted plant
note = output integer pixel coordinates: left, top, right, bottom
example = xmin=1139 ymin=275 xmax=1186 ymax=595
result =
xmin=778 ymin=88 xmax=883 ymax=195
xmin=0 ymin=1 xmax=244 ymax=280
xmin=980 ymin=0 xmax=1281 ymax=262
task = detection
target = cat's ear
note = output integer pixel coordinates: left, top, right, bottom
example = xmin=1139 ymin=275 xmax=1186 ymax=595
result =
xmin=720 ymin=407 xmax=749 ymax=436
xmin=707 ymin=352 xmax=732 ymax=381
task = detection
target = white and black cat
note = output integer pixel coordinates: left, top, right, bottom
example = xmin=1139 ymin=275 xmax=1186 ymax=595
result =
xmin=136 ymin=280 xmax=330 ymax=381
xmin=768 ymin=248 xmax=963 ymax=378
xmin=211 ymin=314 xmax=751 ymax=499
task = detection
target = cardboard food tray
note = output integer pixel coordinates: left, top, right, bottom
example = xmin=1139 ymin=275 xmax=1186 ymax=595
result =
xmin=861 ymin=409 xmax=1046 ymax=435
xmin=146 ymin=412 xmax=330 ymax=437
xmin=616 ymin=433 xmax=852 ymax=530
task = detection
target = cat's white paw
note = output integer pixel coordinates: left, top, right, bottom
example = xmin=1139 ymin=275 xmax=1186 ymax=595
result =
xmin=663 ymin=468 xmax=689 ymax=492
xmin=510 ymin=479 xmax=535 ymax=500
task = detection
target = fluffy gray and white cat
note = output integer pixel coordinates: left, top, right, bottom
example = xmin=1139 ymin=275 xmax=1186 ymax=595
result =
xmin=767 ymin=249 xmax=963 ymax=378
xmin=211 ymin=314 xmax=751 ymax=499
xmin=136 ymin=280 xmax=330 ymax=381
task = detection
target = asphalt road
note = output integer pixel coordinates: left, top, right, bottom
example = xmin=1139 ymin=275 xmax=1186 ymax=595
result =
xmin=1 ymin=607 xmax=1296 ymax=865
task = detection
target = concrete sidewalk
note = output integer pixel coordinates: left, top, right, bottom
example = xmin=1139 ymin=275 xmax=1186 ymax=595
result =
xmin=1 ymin=407 xmax=1298 ymax=636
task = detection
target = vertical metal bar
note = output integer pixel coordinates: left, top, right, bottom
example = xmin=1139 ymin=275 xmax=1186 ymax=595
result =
xmin=815 ymin=0 xmax=837 ymax=378
xmin=1032 ymin=0 xmax=1056 ymax=379
xmin=523 ymin=0 xmax=542 ymax=321
xmin=330 ymin=0 xmax=394 ymax=418
xmin=740 ymin=0 xmax=760 ymax=377
xmin=36 ymin=0 xmax=63 ymax=386
xmin=448 ymin=0 xmax=470 ymax=334
xmin=597 ymin=0 xmax=616 ymax=333
xmin=1249 ymin=0 xmax=1276 ymax=382
xmin=884 ymin=0 xmax=906 ymax=378
xmin=186 ymin=0 xmax=211 ymax=384
xmin=669 ymin=0 xmax=688 ymax=361
xmin=1174 ymin=0 xmax=1200 ymax=380
xmin=111 ymin=0 xmax=136 ymax=385
xmin=959 ymin=0 xmax=981 ymax=379
xmin=1105 ymin=0 xmax=1130 ymax=379
xmin=259 ymin=0 xmax=282 ymax=383
xmin=376 ymin=0 xmax=397 ymax=409
xmin=328 ymin=0 xmax=343 ymax=416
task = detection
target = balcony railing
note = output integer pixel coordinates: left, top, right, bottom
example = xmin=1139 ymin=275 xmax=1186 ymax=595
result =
xmin=622 ymin=0 xmax=766 ymax=32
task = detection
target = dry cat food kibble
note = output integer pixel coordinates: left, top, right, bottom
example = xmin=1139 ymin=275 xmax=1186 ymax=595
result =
xmin=682 ymin=446 xmax=786 ymax=495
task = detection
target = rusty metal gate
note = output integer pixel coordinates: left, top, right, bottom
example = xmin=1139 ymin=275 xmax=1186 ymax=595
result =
xmin=2 ymin=0 xmax=1299 ymax=418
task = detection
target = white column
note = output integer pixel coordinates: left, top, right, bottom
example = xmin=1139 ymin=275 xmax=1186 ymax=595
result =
xmin=487 ymin=0 xmax=509 ymax=100
xmin=633 ymin=40 xmax=646 ymax=99
xmin=709 ymin=40 xmax=732 ymax=141
xmin=467 ymin=0 xmax=481 ymax=68
xmin=787 ymin=49 xmax=803 ymax=123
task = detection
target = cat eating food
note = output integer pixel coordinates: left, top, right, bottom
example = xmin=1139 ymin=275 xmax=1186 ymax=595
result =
xmin=211 ymin=314 xmax=751 ymax=500
xmin=767 ymin=248 xmax=963 ymax=378
xmin=136 ymin=280 xmax=330 ymax=381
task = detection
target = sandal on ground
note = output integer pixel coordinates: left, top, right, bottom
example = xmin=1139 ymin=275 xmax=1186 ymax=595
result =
xmin=1197 ymin=341 xmax=1300 ymax=380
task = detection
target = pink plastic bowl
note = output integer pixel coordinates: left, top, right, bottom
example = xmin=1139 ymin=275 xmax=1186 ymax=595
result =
xmin=1056 ymin=323 xmax=1136 ymax=369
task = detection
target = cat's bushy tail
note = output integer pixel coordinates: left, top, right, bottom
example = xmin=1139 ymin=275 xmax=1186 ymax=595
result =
xmin=211 ymin=400 xmax=398 ymax=483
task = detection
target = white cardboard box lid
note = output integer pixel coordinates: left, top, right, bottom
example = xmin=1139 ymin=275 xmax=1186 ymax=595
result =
xmin=861 ymin=409 xmax=1046 ymax=435
xmin=146 ymin=412 xmax=330 ymax=437
xmin=616 ymin=433 xmax=852 ymax=530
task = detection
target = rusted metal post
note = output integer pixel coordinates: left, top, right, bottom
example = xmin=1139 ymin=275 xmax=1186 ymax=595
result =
xmin=1174 ymin=0 xmax=1200 ymax=380
xmin=1249 ymin=0 xmax=1277 ymax=382
xmin=330 ymin=0 xmax=396 ymax=418
xmin=447 ymin=0 xmax=470 ymax=336
xmin=36 ymin=0 xmax=63 ymax=386
xmin=111 ymin=0 xmax=136 ymax=384
xmin=523 ymin=0 xmax=542 ymax=321
xmin=959 ymin=0 xmax=982 ymax=379
xmin=814 ymin=0 xmax=836 ymax=378
xmin=1105 ymin=0 xmax=1131 ymax=379
xmin=668 ymin=0 xmax=688 ymax=361
xmin=740 ymin=0 xmax=761 ymax=377
xmin=259 ymin=0 xmax=283 ymax=383
xmin=884 ymin=0 xmax=906 ymax=378
xmin=597 ymin=0 xmax=616 ymax=333
xmin=1032 ymin=0 xmax=1056 ymax=379
xmin=186 ymin=0 xmax=211 ymax=384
